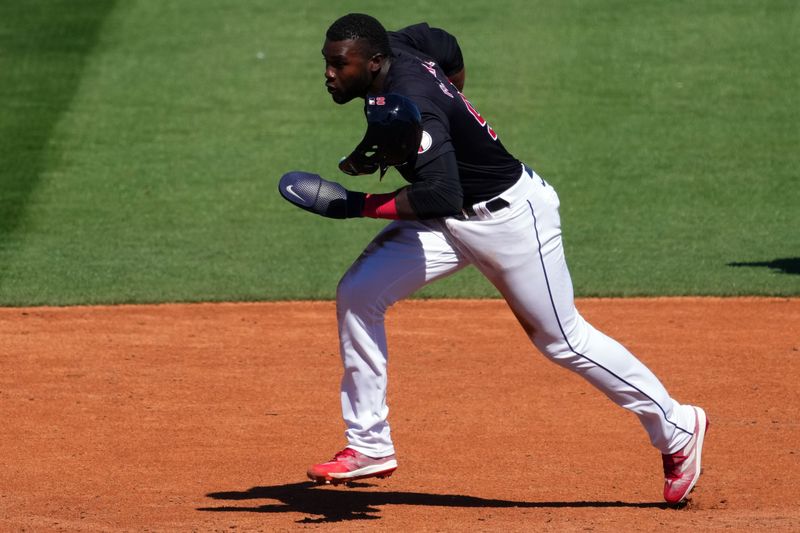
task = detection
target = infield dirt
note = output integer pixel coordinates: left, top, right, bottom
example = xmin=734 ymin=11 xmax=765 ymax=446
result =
xmin=1 ymin=298 xmax=798 ymax=531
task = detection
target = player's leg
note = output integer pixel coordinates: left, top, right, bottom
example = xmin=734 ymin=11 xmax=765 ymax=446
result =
xmin=446 ymin=168 xmax=698 ymax=454
xmin=448 ymin=167 xmax=708 ymax=502
xmin=447 ymin=170 xmax=708 ymax=502
xmin=308 ymin=219 xmax=466 ymax=483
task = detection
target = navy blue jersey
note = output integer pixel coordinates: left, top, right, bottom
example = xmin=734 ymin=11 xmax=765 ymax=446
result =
xmin=383 ymin=50 xmax=521 ymax=206
xmin=388 ymin=23 xmax=464 ymax=78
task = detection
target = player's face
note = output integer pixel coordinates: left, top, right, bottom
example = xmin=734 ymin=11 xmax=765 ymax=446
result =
xmin=322 ymin=39 xmax=377 ymax=104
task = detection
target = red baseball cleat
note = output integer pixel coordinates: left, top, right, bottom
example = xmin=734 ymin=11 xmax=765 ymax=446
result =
xmin=307 ymin=447 xmax=398 ymax=484
xmin=662 ymin=406 xmax=709 ymax=505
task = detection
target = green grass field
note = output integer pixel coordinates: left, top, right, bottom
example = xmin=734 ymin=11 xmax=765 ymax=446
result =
xmin=1 ymin=0 xmax=797 ymax=306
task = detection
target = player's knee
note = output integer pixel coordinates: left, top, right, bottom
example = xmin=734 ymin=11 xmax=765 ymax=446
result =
xmin=531 ymin=319 xmax=592 ymax=364
xmin=336 ymin=271 xmax=357 ymax=308
xmin=533 ymin=336 xmax=573 ymax=361
xmin=336 ymin=270 xmax=385 ymax=318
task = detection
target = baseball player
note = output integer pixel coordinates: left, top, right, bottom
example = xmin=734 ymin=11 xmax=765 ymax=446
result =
xmin=279 ymin=13 xmax=708 ymax=505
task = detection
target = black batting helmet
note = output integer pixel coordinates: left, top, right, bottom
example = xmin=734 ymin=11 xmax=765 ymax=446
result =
xmin=339 ymin=93 xmax=423 ymax=178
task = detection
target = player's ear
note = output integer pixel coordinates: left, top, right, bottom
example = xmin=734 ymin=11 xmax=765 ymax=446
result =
xmin=368 ymin=52 xmax=385 ymax=73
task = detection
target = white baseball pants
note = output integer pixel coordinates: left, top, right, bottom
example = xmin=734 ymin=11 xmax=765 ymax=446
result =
xmin=336 ymin=165 xmax=697 ymax=457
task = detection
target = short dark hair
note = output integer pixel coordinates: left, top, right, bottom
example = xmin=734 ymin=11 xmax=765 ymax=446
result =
xmin=326 ymin=13 xmax=391 ymax=57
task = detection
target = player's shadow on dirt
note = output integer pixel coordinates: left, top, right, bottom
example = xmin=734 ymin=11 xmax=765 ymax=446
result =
xmin=199 ymin=481 xmax=670 ymax=523
xmin=728 ymin=257 xmax=800 ymax=275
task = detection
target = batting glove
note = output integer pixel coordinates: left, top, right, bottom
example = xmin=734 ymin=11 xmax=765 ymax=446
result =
xmin=278 ymin=171 xmax=365 ymax=219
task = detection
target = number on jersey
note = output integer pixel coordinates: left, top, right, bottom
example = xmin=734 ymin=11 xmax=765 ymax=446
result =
xmin=459 ymin=93 xmax=497 ymax=140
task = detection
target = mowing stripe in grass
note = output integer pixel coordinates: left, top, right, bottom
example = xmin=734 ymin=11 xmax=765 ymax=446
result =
xmin=0 ymin=0 xmax=118 ymax=276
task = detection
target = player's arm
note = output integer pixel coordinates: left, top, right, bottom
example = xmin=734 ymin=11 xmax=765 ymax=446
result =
xmin=389 ymin=97 xmax=464 ymax=219
xmin=279 ymin=94 xmax=463 ymax=220
xmin=391 ymin=23 xmax=466 ymax=91
xmin=427 ymin=26 xmax=466 ymax=91
xmin=342 ymin=148 xmax=463 ymax=220
xmin=277 ymin=152 xmax=462 ymax=221
xmin=395 ymin=151 xmax=462 ymax=218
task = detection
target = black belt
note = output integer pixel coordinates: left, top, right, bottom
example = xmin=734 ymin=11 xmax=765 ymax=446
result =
xmin=456 ymin=163 xmax=534 ymax=219
xmin=459 ymin=197 xmax=510 ymax=218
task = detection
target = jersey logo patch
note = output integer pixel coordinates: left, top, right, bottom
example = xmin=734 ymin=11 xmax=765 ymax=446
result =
xmin=418 ymin=131 xmax=432 ymax=154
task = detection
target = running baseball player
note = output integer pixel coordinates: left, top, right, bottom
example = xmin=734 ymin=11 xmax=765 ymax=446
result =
xmin=278 ymin=13 xmax=709 ymax=505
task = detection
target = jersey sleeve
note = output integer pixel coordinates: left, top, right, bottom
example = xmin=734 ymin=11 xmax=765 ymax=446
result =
xmin=404 ymin=150 xmax=463 ymax=218
xmin=425 ymin=26 xmax=464 ymax=77
xmin=389 ymin=23 xmax=464 ymax=77
xmin=396 ymin=95 xmax=464 ymax=218
xmin=413 ymin=95 xmax=454 ymax=169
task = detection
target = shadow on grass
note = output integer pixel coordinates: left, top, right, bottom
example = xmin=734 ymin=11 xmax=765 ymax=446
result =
xmin=727 ymin=257 xmax=800 ymax=275
xmin=0 ymin=0 xmax=117 ymax=273
xmin=199 ymin=481 xmax=671 ymax=523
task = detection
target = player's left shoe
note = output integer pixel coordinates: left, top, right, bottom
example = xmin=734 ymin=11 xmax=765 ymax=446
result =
xmin=307 ymin=447 xmax=397 ymax=485
xmin=662 ymin=406 xmax=709 ymax=505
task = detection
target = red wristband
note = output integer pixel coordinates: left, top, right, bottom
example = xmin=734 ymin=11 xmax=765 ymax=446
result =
xmin=362 ymin=192 xmax=400 ymax=219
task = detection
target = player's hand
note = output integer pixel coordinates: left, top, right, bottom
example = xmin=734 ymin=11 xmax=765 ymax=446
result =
xmin=278 ymin=171 xmax=365 ymax=219
xmin=338 ymin=154 xmax=380 ymax=176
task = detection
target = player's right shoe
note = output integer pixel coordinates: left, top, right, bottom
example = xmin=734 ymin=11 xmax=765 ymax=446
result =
xmin=662 ymin=406 xmax=709 ymax=505
xmin=307 ymin=447 xmax=397 ymax=484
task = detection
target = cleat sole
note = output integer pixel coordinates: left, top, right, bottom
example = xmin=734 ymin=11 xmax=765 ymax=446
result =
xmin=308 ymin=466 xmax=397 ymax=486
